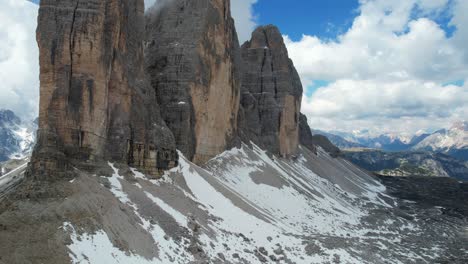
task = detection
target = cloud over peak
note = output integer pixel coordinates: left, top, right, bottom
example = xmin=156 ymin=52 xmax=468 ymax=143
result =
xmin=0 ymin=0 xmax=39 ymax=119
xmin=288 ymin=0 xmax=468 ymax=135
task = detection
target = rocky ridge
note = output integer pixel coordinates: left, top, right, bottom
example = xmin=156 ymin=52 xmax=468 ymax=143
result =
xmin=238 ymin=25 xmax=304 ymax=158
xmin=145 ymin=0 xmax=241 ymax=164
xmin=0 ymin=1 xmax=467 ymax=263
xmin=0 ymin=110 xmax=36 ymax=162
xmin=298 ymin=113 xmax=317 ymax=153
xmin=30 ymin=0 xmax=315 ymax=179
xmin=413 ymin=121 xmax=468 ymax=161
xmin=344 ymin=149 xmax=468 ymax=181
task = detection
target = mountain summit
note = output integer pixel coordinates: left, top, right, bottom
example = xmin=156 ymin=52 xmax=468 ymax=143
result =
xmin=29 ymin=0 xmax=314 ymax=179
xmin=0 ymin=1 xmax=467 ymax=263
xmin=146 ymin=0 xmax=241 ymax=164
xmin=30 ymin=0 xmax=178 ymax=179
xmin=238 ymin=25 xmax=305 ymax=157
xmin=0 ymin=110 xmax=36 ymax=162
xmin=413 ymin=121 xmax=468 ymax=161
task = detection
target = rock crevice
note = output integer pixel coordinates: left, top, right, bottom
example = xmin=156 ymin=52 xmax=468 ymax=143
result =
xmin=145 ymin=0 xmax=241 ymax=164
xmin=238 ymin=25 xmax=303 ymax=157
xmin=30 ymin=0 xmax=178 ymax=180
xmin=30 ymin=0 xmax=315 ymax=180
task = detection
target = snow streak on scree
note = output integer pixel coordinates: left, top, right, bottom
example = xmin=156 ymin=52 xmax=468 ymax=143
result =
xmin=63 ymin=144 xmax=451 ymax=264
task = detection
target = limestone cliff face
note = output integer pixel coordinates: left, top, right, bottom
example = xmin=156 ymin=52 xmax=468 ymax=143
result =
xmin=238 ymin=25 xmax=303 ymax=157
xmin=146 ymin=0 xmax=241 ymax=164
xmin=31 ymin=0 xmax=178 ymax=179
xmin=299 ymin=113 xmax=317 ymax=154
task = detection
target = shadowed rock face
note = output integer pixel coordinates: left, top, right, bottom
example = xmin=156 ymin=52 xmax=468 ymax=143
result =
xmin=31 ymin=0 xmax=178 ymax=179
xmin=299 ymin=113 xmax=317 ymax=154
xmin=146 ymin=0 xmax=241 ymax=164
xmin=312 ymin=135 xmax=342 ymax=158
xmin=238 ymin=25 xmax=303 ymax=158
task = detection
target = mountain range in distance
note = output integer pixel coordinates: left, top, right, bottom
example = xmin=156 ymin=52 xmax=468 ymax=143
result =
xmin=0 ymin=110 xmax=36 ymax=163
xmin=314 ymin=122 xmax=468 ymax=180
xmin=2 ymin=107 xmax=465 ymax=181
xmin=314 ymin=121 xmax=468 ymax=161
xmin=343 ymin=149 xmax=468 ymax=181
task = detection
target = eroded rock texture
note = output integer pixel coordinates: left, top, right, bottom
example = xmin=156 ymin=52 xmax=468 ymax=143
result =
xmin=299 ymin=113 xmax=317 ymax=154
xmin=146 ymin=0 xmax=241 ymax=164
xmin=31 ymin=0 xmax=178 ymax=179
xmin=238 ymin=25 xmax=303 ymax=157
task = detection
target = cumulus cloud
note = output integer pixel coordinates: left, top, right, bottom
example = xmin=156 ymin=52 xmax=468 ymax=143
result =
xmin=302 ymin=79 xmax=468 ymax=135
xmin=144 ymin=0 xmax=257 ymax=42
xmin=0 ymin=0 xmax=39 ymax=120
xmin=145 ymin=0 xmax=156 ymax=9
xmin=288 ymin=0 xmax=468 ymax=134
xmin=230 ymin=0 xmax=258 ymax=42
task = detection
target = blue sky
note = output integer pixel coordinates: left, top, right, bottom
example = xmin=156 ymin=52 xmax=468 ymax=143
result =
xmin=252 ymin=0 xmax=464 ymax=93
xmin=254 ymin=0 xmax=359 ymax=40
xmin=2 ymin=0 xmax=468 ymax=135
xmin=253 ymin=0 xmax=359 ymax=41
xmin=249 ymin=0 xmax=468 ymax=135
xmin=251 ymin=0 xmax=457 ymax=41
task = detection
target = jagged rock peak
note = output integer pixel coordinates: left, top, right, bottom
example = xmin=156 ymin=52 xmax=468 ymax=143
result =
xmin=30 ymin=0 xmax=178 ymax=180
xmin=146 ymin=0 xmax=241 ymax=164
xmin=238 ymin=24 xmax=303 ymax=158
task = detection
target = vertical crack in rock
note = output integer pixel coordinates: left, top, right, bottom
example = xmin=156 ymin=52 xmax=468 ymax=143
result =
xmin=29 ymin=0 xmax=178 ymax=180
xmin=145 ymin=0 xmax=241 ymax=164
xmin=68 ymin=0 xmax=79 ymax=104
xmin=238 ymin=25 xmax=303 ymax=157
xmin=68 ymin=0 xmax=80 ymax=112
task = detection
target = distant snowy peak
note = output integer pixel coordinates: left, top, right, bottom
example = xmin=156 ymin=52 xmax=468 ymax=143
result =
xmin=317 ymin=121 xmax=468 ymax=156
xmin=0 ymin=110 xmax=37 ymax=161
xmin=0 ymin=110 xmax=21 ymax=127
xmin=450 ymin=121 xmax=468 ymax=131
xmin=317 ymin=130 xmax=418 ymax=151
xmin=414 ymin=122 xmax=468 ymax=151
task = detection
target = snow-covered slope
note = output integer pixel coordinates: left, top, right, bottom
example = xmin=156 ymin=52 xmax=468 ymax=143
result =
xmin=11 ymin=144 xmax=458 ymax=263
xmin=0 ymin=110 xmax=37 ymax=161
xmin=413 ymin=121 xmax=468 ymax=160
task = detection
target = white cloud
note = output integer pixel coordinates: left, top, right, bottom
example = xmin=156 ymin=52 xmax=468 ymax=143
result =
xmin=0 ymin=0 xmax=39 ymax=120
xmin=11 ymin=0 xmax=463 ymax=136
xmin=287 ymin=0 xmax=468 ymax=135
xmin=144 ymin=0 xmax=258 ymax=43
xmin=145 ymin=0 xmax=157 ymax=10
xmin=302 ymin=79 xmax=468 ymax=134
xmin=230 ymin=0 xmax=258 ymax=42
xmin=450 ymin=0 xmax=468 ymax=61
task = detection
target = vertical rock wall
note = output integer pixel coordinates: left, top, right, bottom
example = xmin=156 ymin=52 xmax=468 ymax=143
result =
xmin=238 ymin=25 xmax=303 ymax=157
xmin=299 ymin=113 xmax=317 ymax=154
xmin=146 ymin=0 xmax=241 ymax=164
xmin=31 ymin=0 xmax=312 ymax=179
xmin=31 ymin=0 xmax=177 ymax=179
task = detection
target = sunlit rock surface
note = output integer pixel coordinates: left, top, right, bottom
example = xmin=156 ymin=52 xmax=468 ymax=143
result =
xmin=145 ymin=0 xmax=241 ymax=164
xmin=31 ymin=0 xmax=178 ymax=179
